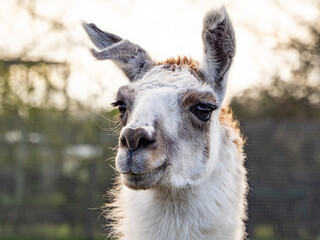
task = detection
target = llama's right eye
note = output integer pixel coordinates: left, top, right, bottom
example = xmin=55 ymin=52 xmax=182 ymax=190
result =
xmin=112 ymin=101 xmax=127 ymax=118
xmin=118 ymin=102 xmax=127 ymax=117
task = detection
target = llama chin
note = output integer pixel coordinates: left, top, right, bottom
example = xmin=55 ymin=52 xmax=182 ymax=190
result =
xmin=83 ymin=6 xmax=248 ymax=240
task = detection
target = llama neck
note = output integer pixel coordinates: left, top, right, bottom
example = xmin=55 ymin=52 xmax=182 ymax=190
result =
xmin=115 ymin=128 xmax=247 ymax=240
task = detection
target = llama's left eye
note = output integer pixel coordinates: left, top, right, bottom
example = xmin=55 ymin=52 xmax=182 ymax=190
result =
xmin=190 ymin=103 xmax=216 ymax=121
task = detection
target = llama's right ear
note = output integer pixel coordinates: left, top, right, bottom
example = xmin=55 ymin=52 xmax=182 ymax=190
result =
xmin=82 ymin=22 xmax=154 ymax=81
xmin=201 ymin=7 xmax=235 ymax=104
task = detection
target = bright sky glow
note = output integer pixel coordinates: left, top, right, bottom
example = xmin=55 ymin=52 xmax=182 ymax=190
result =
xmin=0 ymin=0 xmax=317 ymax=108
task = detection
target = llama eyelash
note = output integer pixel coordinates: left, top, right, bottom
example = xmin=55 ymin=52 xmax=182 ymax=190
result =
xmin=111 ymin=100 xmax=124 ymax=107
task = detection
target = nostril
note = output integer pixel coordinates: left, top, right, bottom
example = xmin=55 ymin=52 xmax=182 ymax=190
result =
xmin=121 ymin=136 xmax=128 ymax=147
xmin=137 ymin=137 xmax=156 ymax=149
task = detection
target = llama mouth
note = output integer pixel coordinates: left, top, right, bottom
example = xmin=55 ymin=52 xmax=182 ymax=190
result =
xmin=124 ymin=163 xmax=166 ymax=177
xmin=126 ymin=171 xmax=151 ymax=176
xmin=122 ymin=162 xmax=169 ymax=190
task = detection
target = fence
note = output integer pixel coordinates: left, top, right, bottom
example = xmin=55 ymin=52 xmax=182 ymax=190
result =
xmin=0 ymin=118 xmax=319 ymax=240
xmin=244 ymin=120 xmax=320 ymax=240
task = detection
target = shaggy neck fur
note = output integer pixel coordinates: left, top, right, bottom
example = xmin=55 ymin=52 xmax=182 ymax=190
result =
xmin=108 ymin=109 xmax=247 ymax=240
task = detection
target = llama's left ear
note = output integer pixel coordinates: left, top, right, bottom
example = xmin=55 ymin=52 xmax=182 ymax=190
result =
xmin=201 ymin=7 xmax=235 ymax=103
xmin=82 ymin=22 xmax=154 ymax=81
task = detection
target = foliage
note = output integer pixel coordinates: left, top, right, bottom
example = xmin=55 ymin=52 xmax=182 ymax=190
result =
xmin=0 ymin=59 xmax=118 ymax=240
xmin=230 ymin=77 xmax=320 ymax=120
xmin=231 ymin=1 xmax=320 ymax=120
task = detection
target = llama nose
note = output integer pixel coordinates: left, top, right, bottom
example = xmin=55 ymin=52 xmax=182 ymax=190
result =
xmin=120 ymin=128 xmax=156 ymax=151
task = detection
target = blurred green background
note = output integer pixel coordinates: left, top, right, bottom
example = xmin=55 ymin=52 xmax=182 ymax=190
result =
xmin=0 ymin=0 xmax=319 ymax=240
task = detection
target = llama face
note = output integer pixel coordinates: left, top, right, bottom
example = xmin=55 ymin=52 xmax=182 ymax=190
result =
xmin=113 ymin=65 xmax=220 ymax=189
xmin=83 ymin=7 xmax=235 ymax=190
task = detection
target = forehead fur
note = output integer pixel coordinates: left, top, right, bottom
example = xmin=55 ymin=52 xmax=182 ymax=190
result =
xmin=128 ymin=57 xmax=210 ymax=94
xmin=157 ymin=56 xmax=203 ymax=80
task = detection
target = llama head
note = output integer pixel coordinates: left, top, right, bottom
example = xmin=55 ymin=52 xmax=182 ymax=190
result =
xmin=83 ymin=7 xmax=235 ymax=190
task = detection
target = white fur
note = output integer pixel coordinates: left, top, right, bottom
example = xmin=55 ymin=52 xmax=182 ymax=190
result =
xmin=109 ymin=67 xmax=247 ymax=240
xmin=114 ymin=121 xmax=247 ymax=240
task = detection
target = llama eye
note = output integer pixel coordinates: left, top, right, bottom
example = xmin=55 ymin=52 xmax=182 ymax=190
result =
xmin=190 ymin=103 xmax=216 ymax=121
xmin=112 ymin=101 xmax=127 ymax=118
xmin=118 ymin=103 xmax=127 ymax=117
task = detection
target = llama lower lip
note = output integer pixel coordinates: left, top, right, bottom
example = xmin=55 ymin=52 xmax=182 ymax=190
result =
xmin=122 ymin=157 xmax=169 ymax=176
xmin=124 ymin=164 xmax=163 ymax=177
xmin=126 ymin=171 xmax=150 ymax=176
xmin=122 ymin=163 xmax=168 ymax=190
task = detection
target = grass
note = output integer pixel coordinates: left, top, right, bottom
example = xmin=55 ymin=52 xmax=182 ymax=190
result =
xmin=1 ymin=237 xmax=107 ymax=240
xmin=0 ymin=223 xmax=107 ymax=240
xmin=0 ymin=223 xmax=290 ymax=240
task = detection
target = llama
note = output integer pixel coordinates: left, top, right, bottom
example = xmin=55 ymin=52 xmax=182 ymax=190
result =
xmin=83 ymin=7 xmax=247 ymax=240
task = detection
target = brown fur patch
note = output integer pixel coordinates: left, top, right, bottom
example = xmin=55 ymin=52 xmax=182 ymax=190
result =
xmin=157 ymin=56 xmax=203 ymax=80
xmin=181 ymin=89 xmax=216 ymax=108
xmin=219 ymin=107 xmax=246 ymax=153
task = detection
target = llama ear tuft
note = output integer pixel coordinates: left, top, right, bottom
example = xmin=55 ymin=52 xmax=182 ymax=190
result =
xmin=201 ymin=7 xmax=235 ymax=103
xmin=82 ymin=22 xmax=154 ymax=81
